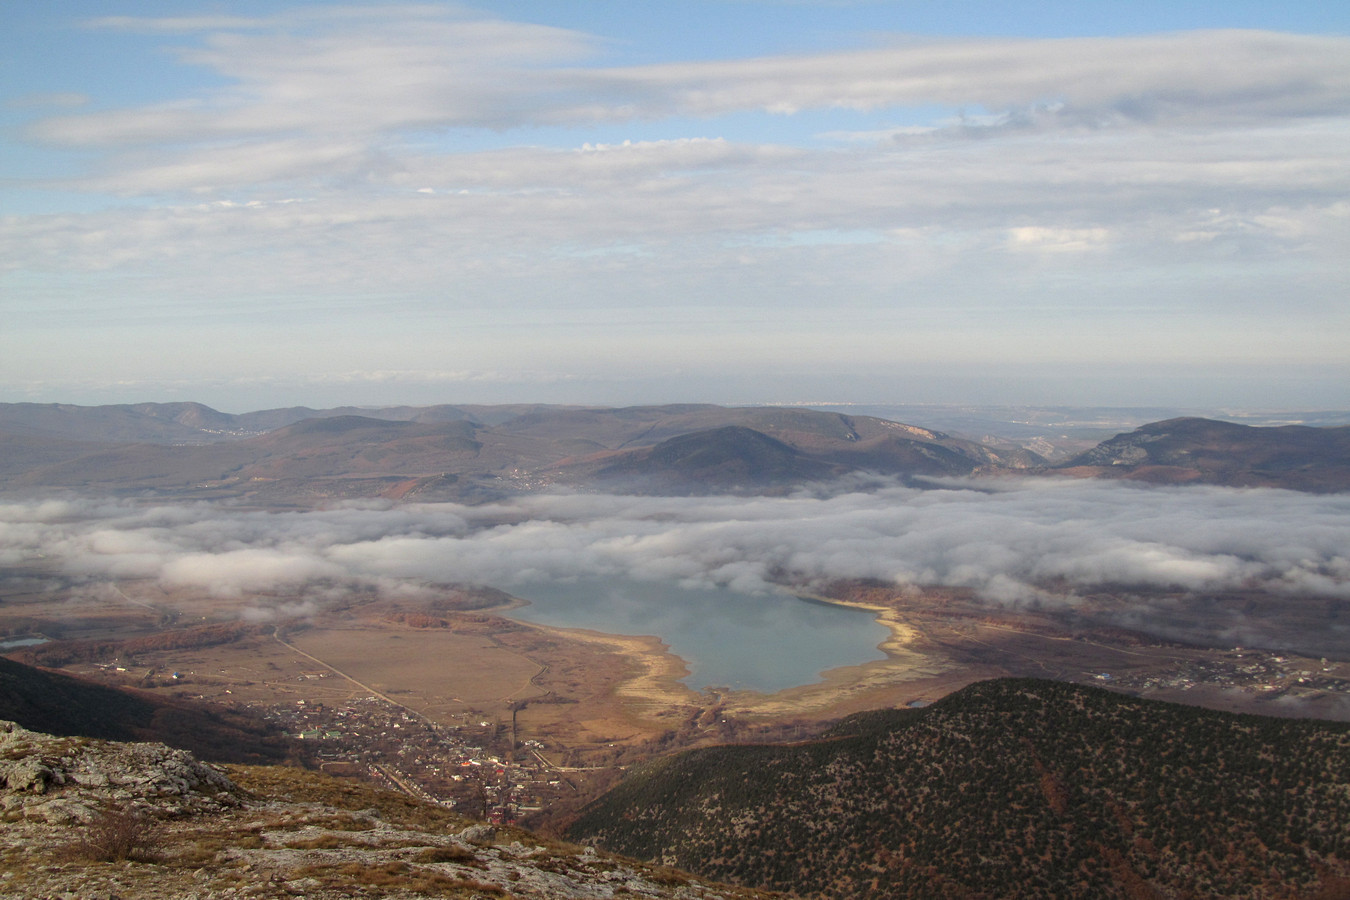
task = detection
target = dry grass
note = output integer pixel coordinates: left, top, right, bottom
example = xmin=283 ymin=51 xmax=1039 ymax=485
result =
xmin=287 ymin=861 xmax=507 ymax=896
xmin=337 ymin=860 xmax=412 ymax=886
xmin=282 ymin=832 xmax=371 ymax=850
xmin=150 ymin=820 xmax=268 ymax=869
xmin=225 ymin=763 xmax=468 ymax=831
xmin=414 ymin=844 xmax=479 ymax=864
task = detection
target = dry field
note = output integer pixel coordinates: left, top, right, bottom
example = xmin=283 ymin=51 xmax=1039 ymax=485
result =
xmin=290 ymin=627 xmax=544 ymax=712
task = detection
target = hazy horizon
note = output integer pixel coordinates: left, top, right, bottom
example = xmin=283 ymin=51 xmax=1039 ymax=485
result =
xmin=8 ymin=367 xmax=1350 ymax=417
xmin=6 ymin=395 xmax=1350 ymax=424
xmin=3 ymin=2 xmax=1348 ymax=412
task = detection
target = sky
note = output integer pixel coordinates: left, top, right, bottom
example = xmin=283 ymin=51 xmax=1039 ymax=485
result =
xmin=3 ymin=1 xmax=1349 ymax=412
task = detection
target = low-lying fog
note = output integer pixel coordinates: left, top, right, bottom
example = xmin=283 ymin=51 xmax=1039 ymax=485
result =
xmin=3 ymin=477 xmax=1347 ymax=656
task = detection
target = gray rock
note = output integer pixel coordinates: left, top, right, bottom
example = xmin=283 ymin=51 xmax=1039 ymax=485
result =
xmin=30 ymin=798 xmax=96 ymax=825
xmin=4 ymin=758 xmax=53 ymax=794
xmin=459 ymin=823 xmax=497 ymax=845
xmin=72 ymin=771 xmax=110 ymax=788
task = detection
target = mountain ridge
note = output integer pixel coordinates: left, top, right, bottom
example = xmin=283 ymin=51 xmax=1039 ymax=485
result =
xmin=1 ymin=403 xmax=1347 ymax=498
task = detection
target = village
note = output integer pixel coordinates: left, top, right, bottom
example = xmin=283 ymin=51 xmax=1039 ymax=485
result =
xmin=257 ymin=686 xmax=590 ymax=826
xmin=1101 ymin=647 xmax=1349 ymax=700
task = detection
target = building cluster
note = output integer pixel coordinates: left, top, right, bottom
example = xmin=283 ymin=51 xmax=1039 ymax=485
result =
xmin=1107 ymin=649 xmax=1348 ymax=698
xmin=259 ymin=694 xmax=573 ymax=824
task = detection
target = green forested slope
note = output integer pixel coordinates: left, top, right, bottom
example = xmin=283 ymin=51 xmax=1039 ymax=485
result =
xmin=569 ymin=679 xmax=1350 ymax=899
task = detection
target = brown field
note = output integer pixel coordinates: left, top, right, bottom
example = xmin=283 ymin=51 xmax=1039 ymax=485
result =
xmin=281 ymin=622 xmax=692 ymax=752
xmin=290 ymin=627 xmax=544 ymax=710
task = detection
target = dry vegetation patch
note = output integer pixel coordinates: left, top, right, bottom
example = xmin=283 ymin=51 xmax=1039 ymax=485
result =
xmin=227 ymin=763 xmax=469 ymax=831
xmin=58 ymin=807 xmax=163 ymax=863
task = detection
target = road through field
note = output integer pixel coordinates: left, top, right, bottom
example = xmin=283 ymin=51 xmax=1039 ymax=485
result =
xmin=270 ymin=627 xmax=435 ymax=727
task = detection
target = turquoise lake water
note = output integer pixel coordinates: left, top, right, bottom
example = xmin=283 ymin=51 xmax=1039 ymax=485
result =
xmin=506 ymin=578 xmax=888 ymax=693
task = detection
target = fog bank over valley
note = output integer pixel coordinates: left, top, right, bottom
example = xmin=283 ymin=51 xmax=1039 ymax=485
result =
xmin=5 ymin=478 xmax=1347 ymax=656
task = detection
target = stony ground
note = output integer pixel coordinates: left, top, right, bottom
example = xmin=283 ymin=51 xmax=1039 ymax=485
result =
xmin=0 ymin=720 xmax=776 ymax=900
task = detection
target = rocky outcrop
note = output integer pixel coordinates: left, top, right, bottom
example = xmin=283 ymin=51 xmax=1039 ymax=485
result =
xmin=0 ymin=720 xmax=769 ymax=900
xmin=0 ymin=719 xmax=240 ymax=824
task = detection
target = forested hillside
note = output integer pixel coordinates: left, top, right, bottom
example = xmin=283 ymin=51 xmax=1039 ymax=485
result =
xmin=569 ymin=679 xmax=1350 ymax=899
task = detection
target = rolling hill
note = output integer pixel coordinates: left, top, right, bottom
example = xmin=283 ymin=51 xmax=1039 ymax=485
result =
xmin=583 ymin=425 xmax=845 ymax=493
xmin=1055 ymin=416 xmax=1350 ymax=491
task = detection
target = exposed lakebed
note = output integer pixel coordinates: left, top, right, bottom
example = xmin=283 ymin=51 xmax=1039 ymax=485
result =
xmin=506 ymin=578 xmax=889 ymax=693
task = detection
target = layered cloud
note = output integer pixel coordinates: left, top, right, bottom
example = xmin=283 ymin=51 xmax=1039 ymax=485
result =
xmin=4 ymin=480 xmax=1348 ymax=653
xmin=3 ymin=6 xmax=1349 ymax=406
xmin=29 ymin=15 xmax=1350 ymax=147
xmin=8 ymin=12 xmax=1346 ymax=278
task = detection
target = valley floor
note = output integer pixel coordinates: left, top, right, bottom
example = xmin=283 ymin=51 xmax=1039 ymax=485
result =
xmin=4 ymin=572 xmax=1348 ymax=831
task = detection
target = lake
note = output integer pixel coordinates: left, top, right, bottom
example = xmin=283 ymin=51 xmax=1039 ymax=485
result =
xmin=506 ymin=578 xmax=888 ymax=693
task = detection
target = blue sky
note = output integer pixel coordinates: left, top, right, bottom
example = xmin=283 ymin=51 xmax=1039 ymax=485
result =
xmin=2 ymin=1 xmax=1348 ymax=412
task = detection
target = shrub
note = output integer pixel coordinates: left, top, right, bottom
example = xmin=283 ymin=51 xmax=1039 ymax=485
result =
xmin=63 ymin=807 xmax=162 ymax=863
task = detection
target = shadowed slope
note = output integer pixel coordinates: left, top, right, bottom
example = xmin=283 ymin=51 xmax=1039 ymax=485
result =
xmin=0 ymin=656 xmax=295 ymax=765
xmin=589 ymin=426 xmax=843 ymax=493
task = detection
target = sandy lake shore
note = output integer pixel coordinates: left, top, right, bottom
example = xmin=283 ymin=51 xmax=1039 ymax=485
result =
xmin=507 ymin=590 xmax=958 ymax=725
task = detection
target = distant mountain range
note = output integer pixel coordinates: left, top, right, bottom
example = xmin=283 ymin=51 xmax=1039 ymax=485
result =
xmin=1 ymin=402 xmax=1347 ymax=499
xmin=569 ymin=678 xmax=1350 ymax=899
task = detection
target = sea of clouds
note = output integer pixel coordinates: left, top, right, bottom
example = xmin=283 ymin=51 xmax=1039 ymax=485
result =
xmin=3 ymin=478 xmax=1347 ymax=654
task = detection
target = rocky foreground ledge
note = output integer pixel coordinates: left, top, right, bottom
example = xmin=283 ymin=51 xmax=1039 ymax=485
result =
xmin=0 ymin=720 xmax=773 ymax=900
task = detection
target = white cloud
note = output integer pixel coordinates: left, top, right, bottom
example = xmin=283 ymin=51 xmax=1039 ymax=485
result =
xmin=28 ymin=16 xmax=1350 ymax=151
xmin=1007 ymin=226 xmax=1110 ymax=252
xmin=10 ymin=123 xmax=1346 ymax=279
xmin=160 ymin=548 xmax=346 ymax=597
xmin=37 ymin=7 xmax=601 ymax=147
xmin=81 ymin=138 xmax=376 ymax=195
xmin=84 ymin=15 xmax=273 ymax=33
xmin=3 ymin=481 xmax=1347 ymax=654
xmin=551 ymin=31 xmax=1350 ymax=127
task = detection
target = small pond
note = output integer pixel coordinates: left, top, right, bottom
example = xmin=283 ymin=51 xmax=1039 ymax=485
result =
xmin=0 ymin=636 xmax=49 ymax=650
